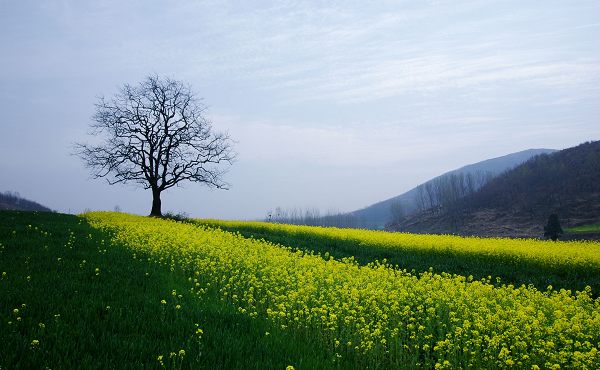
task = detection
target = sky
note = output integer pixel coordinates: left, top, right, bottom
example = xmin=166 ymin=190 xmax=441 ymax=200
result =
xmin=1 ymin=0 xmax=599 ymax=219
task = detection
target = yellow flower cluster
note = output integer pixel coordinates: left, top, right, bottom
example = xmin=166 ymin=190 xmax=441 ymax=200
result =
xmin=85 ymin=212 xmax=600 ymax=368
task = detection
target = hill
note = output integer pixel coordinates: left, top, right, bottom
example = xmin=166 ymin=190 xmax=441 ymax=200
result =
xmin=0 ymin=191 xmax=52 ymax=212
xmin=351 ymin=148 xmax=556 ymax=228
xmin=391 ymin=141 xmax=600 ymax=238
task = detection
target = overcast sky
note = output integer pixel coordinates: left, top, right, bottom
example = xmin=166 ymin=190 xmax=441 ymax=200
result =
xmin=1 ymin=0 xmax=599 ymax=219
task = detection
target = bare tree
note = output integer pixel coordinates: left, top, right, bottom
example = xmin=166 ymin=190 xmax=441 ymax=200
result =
xmin=264 ymin=205 xmax=367 ymax=228
xmin=389 ymin=200 xmax=405 ymax=225
xmin=75 ymin=75 xmax=235 ymax=216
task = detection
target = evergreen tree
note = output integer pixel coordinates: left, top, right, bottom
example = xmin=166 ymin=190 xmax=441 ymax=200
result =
xmin=544 ymin=214 xmax=563 ymax=241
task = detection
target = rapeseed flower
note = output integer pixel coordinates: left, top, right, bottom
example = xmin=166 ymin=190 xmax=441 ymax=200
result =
xmin=84 ymin=212 xmax=600 ymax=369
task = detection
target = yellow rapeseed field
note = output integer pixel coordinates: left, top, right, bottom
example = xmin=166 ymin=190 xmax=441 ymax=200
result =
xmin=85 ymin=212 xmax=600 ymax=369
xmin=200 ymin=219 xmax=600 ymax=271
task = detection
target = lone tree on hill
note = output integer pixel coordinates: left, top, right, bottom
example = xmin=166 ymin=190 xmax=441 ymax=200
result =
xmin=544 ymin=214 xmax=563 ymax=241
xmin=75 ymin=75 xmax=235 ymax=217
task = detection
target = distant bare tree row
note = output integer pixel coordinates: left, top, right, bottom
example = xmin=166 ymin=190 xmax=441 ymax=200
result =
xmin=389 ymin=200 xmax=406 ymax=225
xmin=265 ymin=206 xmax=367 ymax=228
xmin=0 ymin=191 xmax=53 ymax=212
xmin=414 ymin=171 xmax=494 ymax=213
xmin=263 ymin=171 xmax=496 ymax=230
xmin=1 ymin=191 xmax=22 ymax=203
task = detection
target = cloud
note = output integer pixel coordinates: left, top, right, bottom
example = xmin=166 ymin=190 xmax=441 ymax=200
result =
xmin=165 ymin=1 xmax=600 ymax=106
xmin=1 ymin=0 xmax=599 ymax=219
xmin=307 ymin=58 xmax=600 ymax=104
xmin=6 ymin=1 xmax=598 ymax=106
xmin=213 ymin=114 xmax=512 ymax=168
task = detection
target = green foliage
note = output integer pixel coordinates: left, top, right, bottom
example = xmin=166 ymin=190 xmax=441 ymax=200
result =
xmin=544 ymin=214 xmax=564 ymax=241
xmin=162 ymin=211 xmax=192 ymax=223
xmin=566 ymin=224 xmax=600 ymax=233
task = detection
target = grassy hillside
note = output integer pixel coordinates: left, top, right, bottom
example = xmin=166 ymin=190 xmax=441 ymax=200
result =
xmin=0 ymin=211 xmax=339 ymax=369
xmin=196 ymin=219 xmax=600 ymax=295
xmin=567 ymin=224 xmax=600 ymax=233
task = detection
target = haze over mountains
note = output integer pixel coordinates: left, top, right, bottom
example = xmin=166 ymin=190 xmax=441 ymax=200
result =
xmin=351 ymin=148 xmax=557 ymax=229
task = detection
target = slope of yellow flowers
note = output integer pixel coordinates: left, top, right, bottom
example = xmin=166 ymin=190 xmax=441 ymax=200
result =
xmin=199 ymin=219 xmax=600 ymax=270
xmin=85 ymin=212 xmax=600 ymax=369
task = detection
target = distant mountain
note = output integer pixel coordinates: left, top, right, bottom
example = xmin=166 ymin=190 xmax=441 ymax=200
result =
xmin=0 ymin=191 xmax=52 ymax=212
xmin=391 ymin=141 xmax=600 ymax=238
xmin=351 ymin=148 xmax=557 ymax=228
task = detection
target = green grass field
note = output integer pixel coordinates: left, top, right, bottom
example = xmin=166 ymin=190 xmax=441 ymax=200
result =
xmin=566 ymin=223 xmax=600 ymax=233
xmin=0 ymin=211 xmax=350 ymax=369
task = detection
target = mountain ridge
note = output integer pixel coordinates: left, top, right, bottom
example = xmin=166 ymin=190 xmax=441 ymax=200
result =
xmin=0 ymin=191 xmax=53 ymax=212
xmin=351 ymin=148 xmax=557 ymax=228
xmin=389 ymin=141 xmax=600 ymax=238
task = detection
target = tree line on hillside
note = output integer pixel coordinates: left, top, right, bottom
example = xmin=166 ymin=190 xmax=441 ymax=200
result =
xmin=465 ymin=143 xmax=600 ymax=215
xmin=390 ymin=141 xmax=600 ymax=238
xmin=265 ymin=207 xmax=367 ymax=228
xmin=264 ymin=170 xmax=497 ymax=229
xmin=268 ymin=142 xmax=599 ymax=234
xmin=0 ymin=191 xmax=52 ymax=212
xmin=414 ymin=171 xmax=494 ymax=214
xmin=388 ymin=170 xmax=494 ymax=225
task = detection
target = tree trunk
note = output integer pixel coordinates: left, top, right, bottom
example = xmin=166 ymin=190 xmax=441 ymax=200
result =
xmin=150 ymin=188 xmax=162 ymax=217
